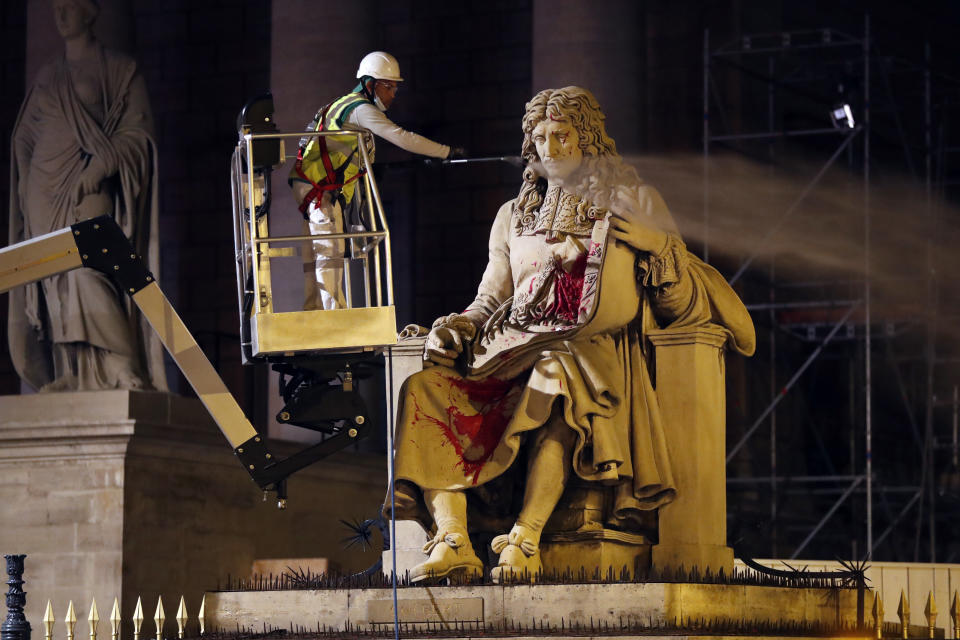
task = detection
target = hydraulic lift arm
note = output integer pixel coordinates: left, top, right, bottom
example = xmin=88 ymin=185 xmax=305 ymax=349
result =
xmin=0 ymin=215 xmax=366 ymax=506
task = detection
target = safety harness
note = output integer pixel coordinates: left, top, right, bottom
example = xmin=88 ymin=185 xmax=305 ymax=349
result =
xmin=292 ymin=91 xmax=371 ymax=217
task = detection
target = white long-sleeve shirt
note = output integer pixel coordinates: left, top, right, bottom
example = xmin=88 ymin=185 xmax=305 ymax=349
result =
xmin=347 ymin=102 xmax=449 ymax=159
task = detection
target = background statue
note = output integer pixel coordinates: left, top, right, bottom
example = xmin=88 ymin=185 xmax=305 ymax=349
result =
xmin=387 ymin=86 xmax=755 ymax=583
xmin=7 ymin=0 xmax=165 ymax=392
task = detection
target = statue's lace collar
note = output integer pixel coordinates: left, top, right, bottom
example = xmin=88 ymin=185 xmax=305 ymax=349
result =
xmin=515 ymin=184 xmax=607 ymax=239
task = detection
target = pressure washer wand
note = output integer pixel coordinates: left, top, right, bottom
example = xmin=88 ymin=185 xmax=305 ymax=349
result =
xmin=442 ymin=155 xmax=525 ymax=168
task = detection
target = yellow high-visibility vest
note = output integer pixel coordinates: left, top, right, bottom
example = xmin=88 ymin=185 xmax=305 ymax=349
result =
xmin=292 ymin=90 xmax=371 ymax=204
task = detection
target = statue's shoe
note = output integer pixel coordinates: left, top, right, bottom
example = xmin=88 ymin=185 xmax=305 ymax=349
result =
xmin=409 ymin=530 xmax=483 ymax=583
xmin=490 ymin=525 xmax=542 ymax=584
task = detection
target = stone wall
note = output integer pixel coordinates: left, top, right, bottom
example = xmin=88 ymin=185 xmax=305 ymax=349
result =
xmin=0 ymin=391 xmax=387 ymax=633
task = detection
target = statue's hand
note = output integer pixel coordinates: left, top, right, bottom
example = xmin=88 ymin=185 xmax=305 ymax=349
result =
xmin=423 ymin=314 xmax=477 ymax=368
xmin=609 ymin=214 xmax=668 ymax=255
xmin=424 ymin=326 xmax=465 ymax=368
xmin=74 ymin=157 xmax=107 ymax=201
xmin=482 ymin=303 xmax=512 ymax=340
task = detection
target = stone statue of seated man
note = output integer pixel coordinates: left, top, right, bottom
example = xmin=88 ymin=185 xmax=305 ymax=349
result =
xmin=386 ymin=86 xmax=755 ymax=583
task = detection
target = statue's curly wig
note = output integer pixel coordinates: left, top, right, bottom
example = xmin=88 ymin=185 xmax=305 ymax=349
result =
xmin=513 ymin=86 xmax=642 ymax=224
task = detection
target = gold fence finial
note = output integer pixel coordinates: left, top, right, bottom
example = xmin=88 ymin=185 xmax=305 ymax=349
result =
xmin=109 ymin=598 xmax=120 ymax=640
xmin=197 ymin=595 xmax=205 ymax=636
xmin=88 ymin=598 xmax=99 ymax=640
xmin=950 ymin=590 xmax=959 ymax=639
xmin=153 ymin=597 xmax=164 ymax=640
xmin=43 ymin=600 xmax=55 ymax=640
xmin=873 ymin=591 xmax=885 ymax=639
xmin=924 ymin=591 xmax=937 ymax=639
xmin=65 ymin=601 xmax=77 ymax=640
xmin=898 ymin=589 xmax=911 ymax=640
xmin=175 ymin=597 xmax=187 ymax=640
xmin=132 ymin=597 xmax=143 ymax=640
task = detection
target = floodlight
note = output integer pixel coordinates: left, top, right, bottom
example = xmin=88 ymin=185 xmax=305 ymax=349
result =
xmin=830 ymin=103 xmax=855 ymax=129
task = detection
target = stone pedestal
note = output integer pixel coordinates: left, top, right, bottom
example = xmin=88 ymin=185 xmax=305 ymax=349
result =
xmin=382 ymin=338 xmax=431 ymax=577
xmin=205 ymin=580 xmax=862 ymax=632
xmin=540 ymin=481 xmax=652 ymax=574
xmin=0 ymin=391 xmax=386 ymax=633
xmin=648 ymin=326 xmax=733 ymax=574
xmin=541 ymin=530 xmax=650 ymax=576
xmin=380 ymin=520 xmax=429 ymax=579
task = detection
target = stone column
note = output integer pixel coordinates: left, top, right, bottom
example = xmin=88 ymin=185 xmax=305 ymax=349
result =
xmin=648 ymin=325 xmax=734 ymax=574
xmin=266 ymin=1 xmax=377 ymax=440
xmin=269 ymin=0 xmax=376 ymax=142
xmin=532 ymin=0 xmax=642 ymax=152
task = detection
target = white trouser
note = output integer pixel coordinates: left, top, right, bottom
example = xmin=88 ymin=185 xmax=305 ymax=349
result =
xmin=302 ymin=192 xmax=346 ymax=310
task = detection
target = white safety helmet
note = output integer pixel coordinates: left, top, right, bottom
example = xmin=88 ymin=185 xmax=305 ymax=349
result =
xmin=356 ymin=51 xmax=404 ymax=82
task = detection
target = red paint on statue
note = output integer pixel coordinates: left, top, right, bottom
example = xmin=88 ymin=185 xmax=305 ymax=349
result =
xmin=544 ymin=252 xmax=588 ymax=324
xmin=446 ymin=376 xmax=519 ymax=483
xmin=408 ymin=375 xmax=521 ymax=484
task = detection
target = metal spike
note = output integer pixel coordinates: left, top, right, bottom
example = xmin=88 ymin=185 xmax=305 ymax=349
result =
xmin=109 ymin=599 xmax=120 ymax=640
xmin=898 ymin=589 xmax=910 ymax=640
xmin=132 ymin=597 xmax=144 ymax=640
xmin=198 ymin=595 xmax=206 ymax=636
xmin=872 ymin=591 xmax=884 ymax=640
xmin=65 ymin=601 xmax=77 ymax=640
xmin=153 ymin=596 xmax=165 ymax=640
xmin=88 ymin=598 xmax=99 ymax=640
xmin=925 ymin=591 xmax=937 ymax=638
xmin=951 ymin=591 xmax=960 ymax=640
xmin=176 ymin=597 xmax=187 ymax=639
xmin=43 ymin=600 xmax=55 ymax=640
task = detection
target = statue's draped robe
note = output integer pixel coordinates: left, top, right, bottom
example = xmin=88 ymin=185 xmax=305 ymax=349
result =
xmin=389 ymin=185 xmax=754 ymax=531
xmin=8 ymin=45 xmax=165 ymax=391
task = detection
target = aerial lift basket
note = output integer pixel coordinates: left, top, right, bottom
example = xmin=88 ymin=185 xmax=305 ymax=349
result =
xmin=230 ymin=120 xmax=398 ymax=360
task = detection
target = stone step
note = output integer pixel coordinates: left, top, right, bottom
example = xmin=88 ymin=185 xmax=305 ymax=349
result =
xmin=205 ymin=582 xmax=862 ymax=635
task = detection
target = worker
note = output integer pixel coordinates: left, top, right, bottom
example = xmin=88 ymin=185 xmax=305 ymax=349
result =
xmin=291 ymin=51 xmax=463 ymax=310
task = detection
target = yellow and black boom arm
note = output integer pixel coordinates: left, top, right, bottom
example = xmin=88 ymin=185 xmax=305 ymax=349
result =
xmin=0 ymin=215 xmax=365 ymax=504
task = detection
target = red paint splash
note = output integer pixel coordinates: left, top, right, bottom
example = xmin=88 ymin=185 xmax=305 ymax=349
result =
xmin=543 ymin=252 xmax=588 ymax=325
xmin=409 ymin=375 xmax=521 ymax=484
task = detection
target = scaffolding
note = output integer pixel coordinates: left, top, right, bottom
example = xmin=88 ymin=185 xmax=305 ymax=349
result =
xmin=705 ymin=17 xmax=960 ymax=562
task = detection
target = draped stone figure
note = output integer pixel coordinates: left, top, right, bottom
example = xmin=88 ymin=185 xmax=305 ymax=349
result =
xmin=386 ymin=87 xmax=755 ymax=583
xmin=8 ymin=0 xmax=165 ymax=392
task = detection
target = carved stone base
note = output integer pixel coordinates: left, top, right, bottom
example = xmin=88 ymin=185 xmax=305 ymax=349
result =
xmin=541 ymin=529 xmax=651 ymax=576
xmin=205 ymin=580 xmax=862 ymax=632
xmin=381 ymin=520 xmax=430 ymax=578
xmin=651 ymin=542 xmax=734 ymax=574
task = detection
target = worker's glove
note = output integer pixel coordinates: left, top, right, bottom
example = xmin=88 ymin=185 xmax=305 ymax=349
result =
xmin=447 ymin=146 xmax=468 ymax=160
xmin=423 ymin=313 xmax=477 ymax=368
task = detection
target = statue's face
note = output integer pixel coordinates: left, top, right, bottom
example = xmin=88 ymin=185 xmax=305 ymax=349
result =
xmin=531 ymin=118 xmax=583 ymax=184
xmin=53 ymin=0 xmax=93 ymax=40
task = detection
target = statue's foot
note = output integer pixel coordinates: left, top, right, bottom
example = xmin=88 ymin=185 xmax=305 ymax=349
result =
xmin=409 ymin=530 xmax=483 ymax=583
xmin=114 ymin=368 xmax=149 ymax=391
xmin=39 ymin=375 xmax=78 ymax=393
xmin=490 ymin=524 xmax=542 ymax=584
